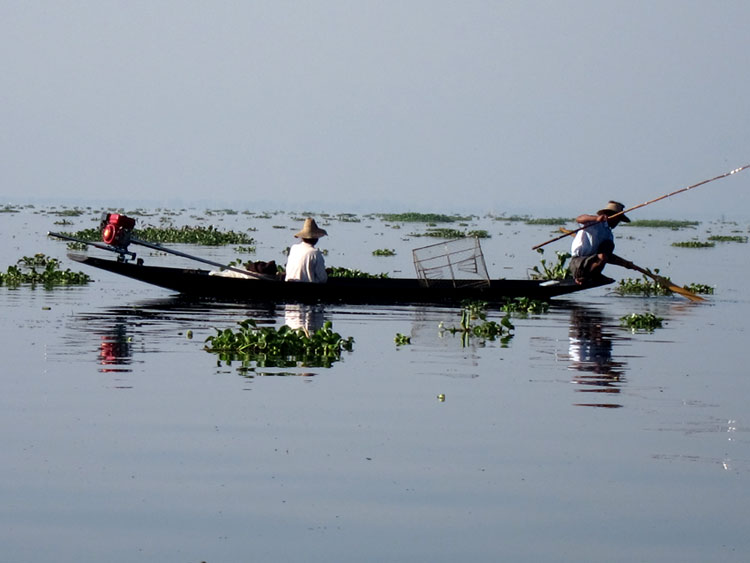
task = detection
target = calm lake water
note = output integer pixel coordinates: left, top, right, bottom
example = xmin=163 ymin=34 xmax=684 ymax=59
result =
xmin=1 ymin=207 xmax=749 ymax=562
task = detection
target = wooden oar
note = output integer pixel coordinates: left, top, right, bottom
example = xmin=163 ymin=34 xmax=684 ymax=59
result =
xmin=555 ymin=228 xmax=704 ymax=301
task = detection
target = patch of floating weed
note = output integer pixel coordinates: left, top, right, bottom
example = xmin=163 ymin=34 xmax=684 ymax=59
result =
xmin=394 ymin=333 xmax=411 ymax=346
xmin=708 ymin=235 xmax=748 ymax=243
xmin=205 ymin=209 xmax=239 ymax=215
xmin=49 ymin=208 xmax=85 ymax=217
xmin=377 ymin=212 xmax=473 ymax=223
xmin=620 ymin=312 xmax=664 ymax=332
xmin=490 ymin=214 xmax=529 ymax=222
xmin=501 ymin=297 xmax=550 ymax=315
xmin=61 ymin=225 xmax=255 ymax=245
xmin=410 ymin=228 xmax=490 ymax=239
xmin=372 ymin=248 xmax=396 ymax=256
xmin=684 ymin=283 xmax=714 ymax=295
xmin=528 ymin=249 xmax=571 ymax=280
xmin=327 ymin=267 xmax=389 ymax=279
xmin=524 ymin=217 xmax=573 ymax=225
xmin=623 ymin=219 xmax=699 ymax=229
xmin=336 ymin=213 xmax=361 ymax=222
xmin=615 ymin=276 xmax=673 ymax=297
xmin=671 ymin=240 xmax=715 ymax=248
xmin=439 ymin=302 xmax=514 ymax=347
xmin=205 ymin=320 xmax=354 ymax=368
xmin=65 ymin=241 xmax=89 ymax=251
xmin=0 ymin=254 xmax=91 ymax=288
xmin=233 ymin=245 xmax=257 ymax=253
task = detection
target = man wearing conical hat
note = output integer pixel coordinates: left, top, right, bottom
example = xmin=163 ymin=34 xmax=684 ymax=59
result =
xmin=284 ymin=218 xmax=328 ymax=283
xmin=569 ymin=201 xmax=634 ymax=284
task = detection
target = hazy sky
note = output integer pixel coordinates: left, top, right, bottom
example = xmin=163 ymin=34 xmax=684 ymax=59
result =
xmin=2 ymin=1 xmax=749 ymax=218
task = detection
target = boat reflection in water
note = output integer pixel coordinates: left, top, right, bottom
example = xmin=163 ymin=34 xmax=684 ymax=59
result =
xmin=567 ymin=306 xmax=627 ymax=408
xmin=98 ymin=319 xmax=135 ymax=377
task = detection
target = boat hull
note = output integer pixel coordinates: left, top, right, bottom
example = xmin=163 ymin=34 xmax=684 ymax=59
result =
xmin=69 ymin=254 xmax=612 ymax=304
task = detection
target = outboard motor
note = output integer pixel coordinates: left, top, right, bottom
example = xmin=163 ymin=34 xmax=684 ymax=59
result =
xmin=100 ymin=213 xmax=136 ymax=250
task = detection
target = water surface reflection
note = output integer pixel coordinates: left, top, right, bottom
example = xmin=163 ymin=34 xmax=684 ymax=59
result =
xmin=69 ymin=297 xmax=280 ymax=377
xmin=98 ymin=319 xmax=134 ymax=374
xmin=566 ymin=305 xmax=628 ymax=408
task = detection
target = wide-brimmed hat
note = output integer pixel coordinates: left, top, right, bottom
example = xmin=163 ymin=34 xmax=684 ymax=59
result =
xmin=597 ymin=201 xmax=630 ymax=222
xmin=294 ymin=217 xmax=328 ymax=239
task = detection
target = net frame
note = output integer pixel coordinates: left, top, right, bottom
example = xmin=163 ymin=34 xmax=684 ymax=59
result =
xmin=412 ymin=237 xmax=490 ymax=288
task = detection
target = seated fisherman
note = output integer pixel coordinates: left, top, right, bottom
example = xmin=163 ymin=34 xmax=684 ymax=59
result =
xmin=569 ymin=200 xmax=634 ymax=284
xmin=284 ymin=218 xmax=328 ymax=283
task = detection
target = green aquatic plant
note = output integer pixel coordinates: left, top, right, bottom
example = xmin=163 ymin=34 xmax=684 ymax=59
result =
xmin=65 ymin=241 xmax=89 ymax=251
xmin=49 ymin=208 xmax=85 ymax=217
xmin=671 ymin=240 xmax=715 ymax=248
xmin=528 ymin=249 xmax=571 ymax=281
xmin=624 ymin=219 xmax=700 ymax=229
xmin=615 ymin=276 xmax=673 ymax=297
xmin=616 ymin=275 xmax=713 ymax=298
xmin=205 ymin=208 xmax=239 ymax=215
xmin=707 ymin=235 xmax=748 ymax=243
xmin=233 ymin=245 xmax=257 ymax=254
xmin=372 ymin=248 xmax=396 ymax=257
xmin=684 ymin=283 xmax=714 ymax=295
xmin=620 ymin=313 xmax=664 ymax=332
xmin=490 ymin=214 xmax=530 ymax=222
xmin=0 ymin=254 xmax=91 ymax=288
xmin=205 ymin=320 xmax=354 ymax=368
xmin=394 ymin=333 xmax=411 ymax=346
xmin=501 ymin=297 xmax=550 ymax=315
xmin=440 ymin=303 xmax=514 ymax=346
xmin=524 ymin=217 xmax=572 ymax=225
xmin=336 ymin=213 xmax=361 ymax=222
xmin=378 ymin=212 xmax=473 ymax=223
xmin=62 ymin=224 xmax=255 ymax=245
xmin=410 ymin=228 xmax=490 ymax=239
xmin=327 ymin=267 xmax=389 ymax=279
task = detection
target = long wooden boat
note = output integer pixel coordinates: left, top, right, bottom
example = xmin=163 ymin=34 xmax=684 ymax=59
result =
xmin=67 ymin=254 xmax=613 ymax=305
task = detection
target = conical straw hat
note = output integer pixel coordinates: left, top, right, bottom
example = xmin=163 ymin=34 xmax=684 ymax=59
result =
xmin=294 ymin=218 xmax=328 ymax=238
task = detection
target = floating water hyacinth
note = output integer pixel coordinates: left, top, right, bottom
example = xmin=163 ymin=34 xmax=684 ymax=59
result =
xmin=205 ymin=320 xmax=354 ymax=368
xmin=61 ymin=224 xmax=255 ymax=245
xmin=620 ymin=312 xmax=664 ymax=332
xmin=0 ymin=254 xmax=91 ymax=288
xmin=440 ymin=302 xmax=514 ymax=347
xmin=501 ymin=297 xmax=550 ymax=315
xmin=671 ymin=240 xmax=715 ymax=248
xmin=529 ymin=249 xmax=571 ymax=281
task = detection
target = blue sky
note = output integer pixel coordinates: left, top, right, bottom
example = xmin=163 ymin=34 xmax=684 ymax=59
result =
xmin=2 ymin=1 xmax=749 ymax=218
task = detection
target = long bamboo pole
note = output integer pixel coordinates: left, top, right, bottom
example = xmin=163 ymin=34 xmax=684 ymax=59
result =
xmin=532 ymin=164 xmax=750 ymax=250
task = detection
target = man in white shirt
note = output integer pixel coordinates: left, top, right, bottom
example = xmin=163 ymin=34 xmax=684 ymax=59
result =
xmin=284 ymin=218 xmax=328 ymax=283
xmin=569 ymin=201 xmax=633 ymax=284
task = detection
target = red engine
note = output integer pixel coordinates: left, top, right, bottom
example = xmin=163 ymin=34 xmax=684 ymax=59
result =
xmin=100 ymin=213 xmax=136 ymax=248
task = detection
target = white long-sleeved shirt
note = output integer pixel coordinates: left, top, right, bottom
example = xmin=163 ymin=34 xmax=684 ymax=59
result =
xmin=570 ymin=221 xmax=613 ymax=257
xmin=284 ymin=241 xmax=327 ymax=283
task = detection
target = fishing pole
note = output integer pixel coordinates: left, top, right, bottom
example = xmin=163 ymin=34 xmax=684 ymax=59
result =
xmin=532 ymin=163 xmax=750 ymax=250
